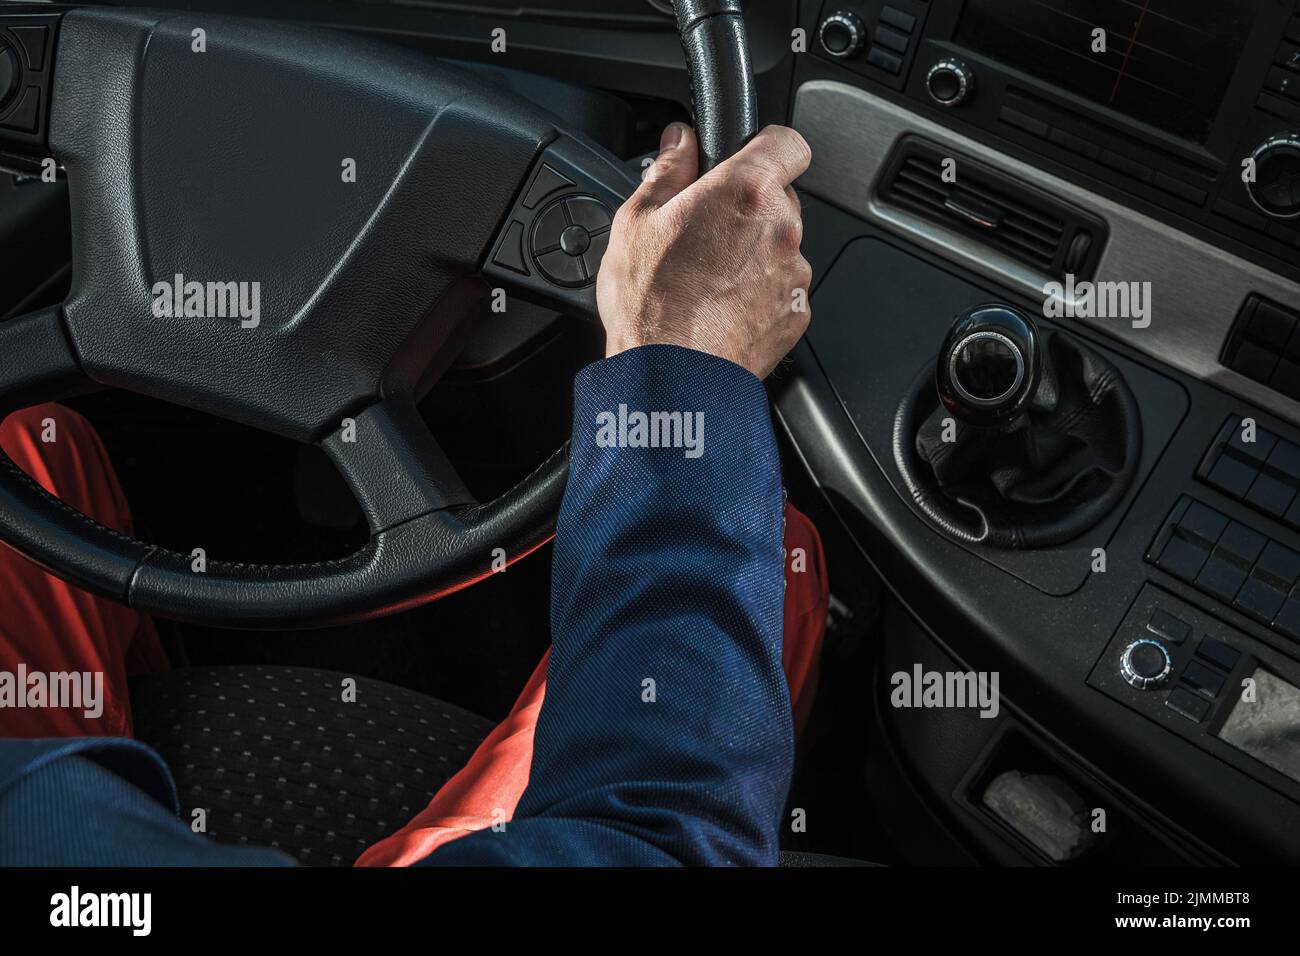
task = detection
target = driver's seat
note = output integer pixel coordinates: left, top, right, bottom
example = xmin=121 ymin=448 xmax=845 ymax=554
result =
xmin=129 ymin=665 xmax=495 ymax=867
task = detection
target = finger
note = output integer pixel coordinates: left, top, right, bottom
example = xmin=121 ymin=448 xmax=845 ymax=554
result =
xmin=628 ymin=122 xmax=700 ymax=213
xmin=713 ymin=124 xmax=812 ymax=190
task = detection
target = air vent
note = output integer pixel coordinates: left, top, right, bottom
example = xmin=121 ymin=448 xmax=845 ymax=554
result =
xmin=878 ymin=139 xmax=1107 ymax=281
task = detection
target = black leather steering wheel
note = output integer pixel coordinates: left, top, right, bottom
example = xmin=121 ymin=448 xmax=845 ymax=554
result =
xmin=0 ymin=2 xmax=755 ymax=628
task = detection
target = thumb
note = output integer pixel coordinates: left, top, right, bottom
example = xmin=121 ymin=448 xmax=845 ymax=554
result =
xmin=631 ymin=123 xmax=700 ymax=211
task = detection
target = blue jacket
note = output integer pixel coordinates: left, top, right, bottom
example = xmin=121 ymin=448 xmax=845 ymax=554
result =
xmin=0 ymin=344 xmax=792 ymax=866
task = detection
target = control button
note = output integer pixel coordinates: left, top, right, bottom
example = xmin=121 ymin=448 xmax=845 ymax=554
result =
xmin=531 ymin=200 xmax=568 ymax=254
xmin=1215 ymin=197 xmax=1269 ymax=231
xmin=1000 ymin=106 xmax=1049 ymax=138
xmin=1227 ymin=421 xmax=1277 ymax=463
xmin=1154 ymin=501 xmax=1225 ymax=582
xmin=534 ymin=248 xmax=586 ymax=288
xmin=1272 ymin=358 xmax=1300 ymax=401
xmin=1286 ymin=491 xmax=1300 ymax=530
xmin=1195 ymin=522 xmax=1267 ymax=603
xmin=0 ymin=42 xmax=18 ymax=113
xmin=1146 ymin=608 xmax=1191 ymax=645
xmin=582 ymin=229 xmax=610 ymax=278
xmin=565 ymin=196 xmax=612 ymax=233
xmin=874 ymin=24 xmax=910 ymax=55
xmin=491 ymin=220 xmax=529 ymax=276
xmin=1152 ymin=170 xmax=1206 ymax=205
xmin=1232 ymin=541 xmax=1300 ymax=624
xmin=1165 ymin=686 xmax=1211 ymax=722
xmin=1266 ymin=67 xmax=1300 ymax=100
xmin=9 ymin=25 xmax=47 ymax=71
xmin=1245 ymin=463 xmax=1299 ymax=518
xmin=1266 ymin=438 xmax=1300 ymax=480
xmin=1195 ymin=637 xmax=1241 ymax=672
xmin=1206 ymin=451 xmax=1260 ymax=498
xmin=1246 ymin=134 xmax=1300 ymax=220
xmin=1178 ymin=501 xmax=1230 ymax=545
xmin=559 ymin=224 xmax=590 ymax=257
xmin=1099 ymin=149 xmax=1152 ymax=182
xmin=1248 ymin=300 xmax=1299 ymax=348
xmin=867 ymin=46 xmax=903 ymax=74
xmin=1268 ymin=221 xmax=1300 ymax=247
xmin=880 ymin=6 xmax=916 ymax=32
xmin=1180 ymin=659 xmax=1226 ymax=698
xmin=522 ymin=164 xmax=573 ymax=210
xmin=1275 ymin=596 xmax=1300 ymax=639
xmin=1120 ymin=638 xmax=1172 ymax=690
xmin=926 ymin=58 xmax=974 ymax=107
xmin=1227 ymin=339 xmax=1281 ymax=382
xmin=1 ymin=85 xmax=39 ymax=133
xmin=1048 ymin=125 xmax=1101 ymax=161
xmin=1155 ymin=533 xmax=1213 ymax=582
xmin=818 ymin=11 xmax=866 ymax=59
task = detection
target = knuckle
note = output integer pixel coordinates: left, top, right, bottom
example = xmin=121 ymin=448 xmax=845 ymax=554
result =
xmin=735 ymin=169 xmax=780 ymax=212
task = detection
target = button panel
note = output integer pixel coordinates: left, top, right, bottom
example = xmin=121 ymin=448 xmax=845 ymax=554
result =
xmin=813 ymin=0 xmax=926 ymax=85
xmin=482 ymin=136 xmax=637 ymax=319
xmin=1148 ymin=495 xmax=1300 ymax=649
xmin=997 ymin=91 xmax=1213 ymax=207
xmin=1090 ymin=585 xmax=1245 ymax=730
xmin=1199 ymin=416 xmax=1300 ymax=528
xmin=528 ymin=194 xmax=612 ymax=288
xmin=1221 ymin=299 xmax=1300 ymax=401
xmin=0 ymin=14 xmax=57 ymax=144
xmin=1089 ymin=584 xmax=1300 ymax=802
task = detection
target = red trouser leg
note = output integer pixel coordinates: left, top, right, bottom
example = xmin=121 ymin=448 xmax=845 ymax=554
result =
xmin=356 ymin=500 xmax=830 ymax=867
xmin=0 ymin=404 xmax=167 ymax=739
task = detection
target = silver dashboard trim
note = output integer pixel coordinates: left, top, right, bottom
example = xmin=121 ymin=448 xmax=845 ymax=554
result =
xmin=792 ymin=80 xmax=1300 ymax=426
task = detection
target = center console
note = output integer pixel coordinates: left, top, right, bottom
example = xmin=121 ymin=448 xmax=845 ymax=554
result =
xmin=781 ymin=0 xmax=1300 ymax=863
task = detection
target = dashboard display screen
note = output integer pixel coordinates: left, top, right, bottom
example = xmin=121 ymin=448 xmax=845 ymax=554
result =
xmin=1218 ymin=669 xmax=1300 ymax=785
xmin=956 ymin=0 xmax=1258 ymax=143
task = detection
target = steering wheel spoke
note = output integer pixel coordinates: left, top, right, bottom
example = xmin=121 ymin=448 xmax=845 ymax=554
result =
xmin=0 ymin=305 xmax=90 ymax=414
xmin=320 ymin=399 xmax=474 ymax=534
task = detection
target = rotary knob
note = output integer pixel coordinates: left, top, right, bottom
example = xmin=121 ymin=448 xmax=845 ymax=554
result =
xmin=1120 ymin=638 xmax=1172 ymax=691
xmin=1246 ymin=134 xmax=1300 ymax=220
xmin=818 ymin=11 xmax=866 ymax=59
xmin=927 ymin=57 xmax=975 ymax=107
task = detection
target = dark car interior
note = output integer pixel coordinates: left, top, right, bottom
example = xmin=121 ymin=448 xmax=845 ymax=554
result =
xmin=1 ymin=0 xmax=1299 ymax=867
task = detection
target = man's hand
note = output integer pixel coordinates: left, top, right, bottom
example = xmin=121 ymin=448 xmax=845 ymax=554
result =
xmin=596 ymin=123 xmax=813 ymax=380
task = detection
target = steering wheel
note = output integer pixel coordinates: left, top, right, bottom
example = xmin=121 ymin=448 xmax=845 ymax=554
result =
xmin=0 ymin=1 xmax=755 ymax=628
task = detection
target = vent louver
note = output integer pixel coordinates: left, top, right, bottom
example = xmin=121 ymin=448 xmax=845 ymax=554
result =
xmin=878 ymin=140 xmax=1106 ymax=281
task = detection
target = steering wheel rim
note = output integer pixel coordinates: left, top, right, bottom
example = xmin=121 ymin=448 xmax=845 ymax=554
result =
xmin=0 ymin=2 xmax=756 ymax=629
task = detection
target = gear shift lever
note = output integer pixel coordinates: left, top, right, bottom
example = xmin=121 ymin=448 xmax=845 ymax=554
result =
xmin=892 ymin=301 xmax=1143 ymax=548
xmin=936 ymin=304 xmax=1042 ymax=427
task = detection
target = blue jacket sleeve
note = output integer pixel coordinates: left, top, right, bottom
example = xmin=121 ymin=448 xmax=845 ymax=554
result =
xmin=424 ymin=344 xmax=792 ymax=866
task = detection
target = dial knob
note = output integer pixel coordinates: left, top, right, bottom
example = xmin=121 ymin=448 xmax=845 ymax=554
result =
xmin=936 ymin=304 xmax=1041 ymax=427
xmin=927 ymin=57 xmax=974 ymax=107
xmin=818 ymin=11 xmax=866 ymax=59
xmin=1120 ymin=638 xmax=1172 ymax=690
xmin=1246 ymin=134 xmax=1300 ymax=220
